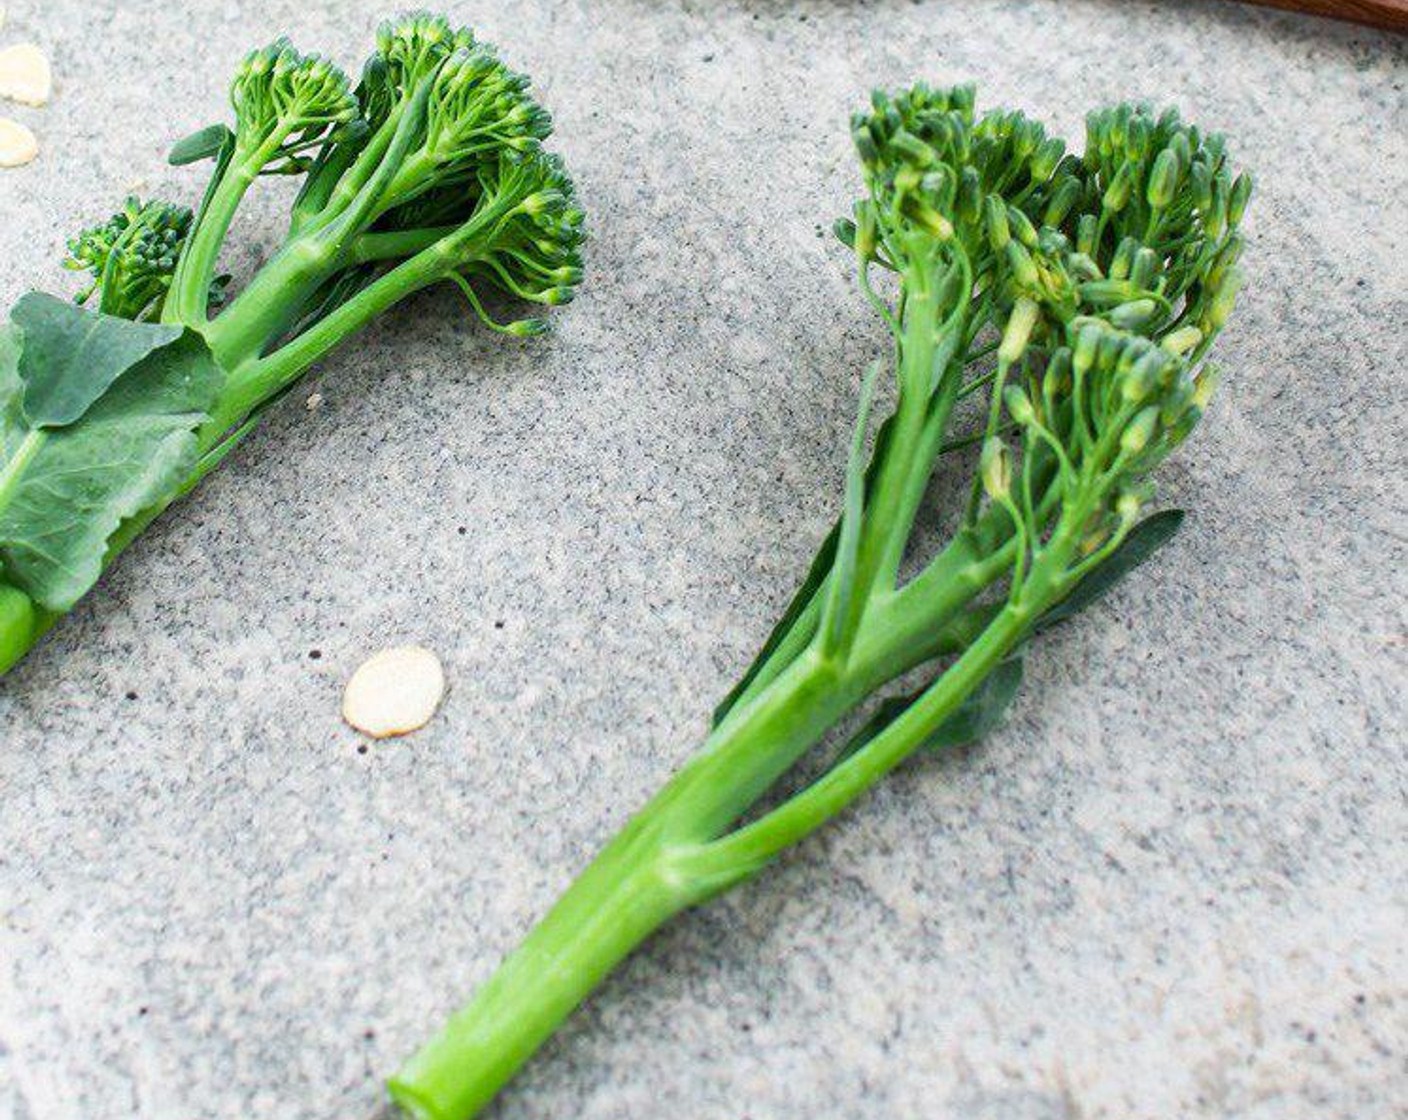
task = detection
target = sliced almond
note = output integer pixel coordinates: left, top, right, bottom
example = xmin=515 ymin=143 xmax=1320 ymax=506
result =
xmin=0 ymin=44 xmax=51 ymax=107
xmin=342 ymin=645 xmax=445 ymax=739
xmin=0 ymin=117 xmax=36 ymax=168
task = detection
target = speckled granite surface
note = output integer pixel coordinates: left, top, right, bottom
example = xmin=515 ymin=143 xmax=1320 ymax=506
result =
xmin=0 ymin=1 xmax=1404 ymax=1118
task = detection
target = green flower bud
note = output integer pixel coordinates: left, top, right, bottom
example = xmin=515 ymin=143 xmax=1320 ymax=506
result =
xmin=957 ymin=166 xmax=983 ymax=226
xmin=889 ymin=128 xmax=935 ymax=167
xmin=1129 ymin=246 xmax=1159 ymax=291
xmin=1190 ymin=161 xmax=1213 ymax=212
xmin=1043 ymin=348 xmax=1073 ymax=399
xmin=1121 ymin=349 xmax=1167 ymax=403
xmin=1031 ymin=136 xmax=1066 ymax=182
xmin=1205 ymin=174 xmax=1228 ymax=241
xmin=852 ymin=117 xmax=880 ymax=165
xmin=1126 ymin=116 xmax=1150 ymax=159
xmin=985 ymin=194 xmax=1010 ymax=249
xmin=1103 ymin=161 xmax=1135 ymax=213
xmin=1120 ymin=406 xmax=1160 ymax=454
xmin=1067 ymin=252 xmax=1102 ymax=281
xmin=998 ymin=296 xmax=1041 ymax=366
xmin=1043 ymin=176 xmax=1082 ymax=228
xmin=1202 ymin=270 xmax=1241 ymax=331
xmin=1078 ymin=278 xmax=1135 ymax=306
xmin=1003 ymin=384 xmax=1036 ymax=426
xmin=1073 ymin=323 xmax=1102 ymax=376
xmin=1228 ymin=172 xmax=1253 ymax=226
xmin=1160 ymin=325 xmax=1202 ymax=356
xmin=1115 ymin=489 xmax=1143 ymax=523
xmin=1146 ymin=148 xmax=1180 ymax=210
xmin=1004 ymin=240 xmax=1039 ymax=290
xmin=980 ymin=437 xmax=1012 ymax=500
xmin=1192 ymin=363 xmax=1222 ymax=410
xmin=1160 ymin=371 xmax=1196 ymax=425
xmin=1109 ymin=298 xmax=1158 ymax=329
xmin=1109 ymin=235 xmax=1140 ymax=281
xmin=1076 ymin=213 xmax=1098 ymax=257
xmin=902 ymin=197 xmax=954 ymax=239
xmin=1169 ymin=130 xmax=1191 ymax=172
xmin=1008 ymin=206 xmax=1038 ymax=249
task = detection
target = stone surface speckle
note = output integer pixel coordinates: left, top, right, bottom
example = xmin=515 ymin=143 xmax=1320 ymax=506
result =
xmin=1 ymin=1 xmax=1405 ymax=1118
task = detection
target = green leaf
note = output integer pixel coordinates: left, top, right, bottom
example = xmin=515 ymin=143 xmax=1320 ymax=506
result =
xmin=0 ymin=329 xmax=223 ymax=610
xmin=11 ymin=292 xmax=184 ymax=427
xmin=820 ymin=360 xmax=881 ymax=654
xmin=924 ymin=656 xmax=1024 ymax=748
xmin=0 ymin=323 xmax=20 ymax=398
xmin=711 ymin=410 xmax=900 ymax=728
xmin=831 ymin=655 xmax=1025 ymax=767
xmin=169 ymin=124 xmax=235 ymax=166
xmin=1039 ymin=509 xmax=1185 ymax=629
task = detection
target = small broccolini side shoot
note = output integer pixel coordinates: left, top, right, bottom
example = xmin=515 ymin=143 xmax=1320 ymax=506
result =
xmin=386 ymin=88 xmax=1250 ymax=1119
xmin=0 ymin=12 xmax=583 ymax=674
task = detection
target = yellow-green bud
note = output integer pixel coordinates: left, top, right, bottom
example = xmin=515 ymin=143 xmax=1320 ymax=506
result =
xmin=980 ymin=437 xmax=1012 ymax=500
xmin=984 ymin=194 xmax=1010 ymax=249
xmin=1103 ymin=161 xmax=1135 ymax=213
xmin=1009 ymin=206 xmax=1038 ymax=249
xmin=1192 ymin=363 xmax=1222 ymax=410
xmin=1120 ymin=406 xmax=1160 ymax=454
xmin=1161 ymin=326 xmax=1202 ymax=356
xmin=998 ymin=296 xmax=1040 ymax=365
xmin=1073 ymin=323 xmax=1101 ymax=376
xmin=1109 ymin=298 xmax=1158 ymax=329
xmin=1004 ymin=240 xmax=1039 ymax=290
xmin=1003 ymin=384 xmax=1036 ymax=426
xmin=1076 ymin=213 xmax=1098 ymax=256
xmin=1146 ymin=149 xmax=1179 ymax=210
xmin=1228 ymin=172 xmax=1253 ymax=226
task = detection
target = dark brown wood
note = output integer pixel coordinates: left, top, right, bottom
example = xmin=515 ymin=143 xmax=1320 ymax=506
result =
xmin=1238 ymin=0 xmax=1408 ymax=32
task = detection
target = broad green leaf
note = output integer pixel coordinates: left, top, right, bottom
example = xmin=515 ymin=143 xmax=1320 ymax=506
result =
xmin=168 ymin=123 xmax=235 ymax=166
xmin=11 ymin=292 xmax=184 ymax=427
xmin=0 ymin=324 xmax=20 ymax=400
xmin=1039 ymin=509 xmax=1185 ymax=629
xmin=0 ymin=331 xmax=223 ymax=610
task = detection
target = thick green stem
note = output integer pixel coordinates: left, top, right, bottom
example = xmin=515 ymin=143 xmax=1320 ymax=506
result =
xmin=388 ymin=839 xmax=688 ymax=1120
xmin=0 ymin=583 xmax=55 ymax=674
xmin=390 ymin=650 xmax=861 ymax=1117
xmin=207 ymin=241 xmax=453 ymax=433
xmin=683 ymin=601 xmax=1034 ymax=878
xmin=201 ymin=237 xmax=339 ymax=367
xmin=165 ymin=135 xmax=282 ymax=328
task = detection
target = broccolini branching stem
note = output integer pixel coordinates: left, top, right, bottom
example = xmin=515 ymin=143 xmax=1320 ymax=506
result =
xmin=0 ymin=13 xmax=586 ymax=676
xmin=386 ymin=85 xmax=1250 ymax=1120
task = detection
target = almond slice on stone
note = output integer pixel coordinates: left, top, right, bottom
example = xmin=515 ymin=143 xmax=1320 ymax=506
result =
xmin=0 ymin=44 xmax=51 ymax=107
xmin=342 ymin=645 xmax=446 ymax=739
xmin=0 ymin=117 xmax=36 ymax=167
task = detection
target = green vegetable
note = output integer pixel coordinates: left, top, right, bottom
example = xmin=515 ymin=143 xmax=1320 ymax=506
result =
xmin=0 ymin=12 xmax=584 ymax=674
xmin=386 ymin=88 xmax=1250 ymax=1119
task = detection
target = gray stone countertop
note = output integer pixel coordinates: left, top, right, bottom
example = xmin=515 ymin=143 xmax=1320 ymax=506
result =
xmin=0 ymin=1 xmax=1404 ymax=1118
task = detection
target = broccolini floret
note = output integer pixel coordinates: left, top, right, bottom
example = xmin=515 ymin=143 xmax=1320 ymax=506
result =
xmin=384 ymin=85 xmax=1250 ymax=1120
xmin=0 ymin=11 xmax=584 ymax=674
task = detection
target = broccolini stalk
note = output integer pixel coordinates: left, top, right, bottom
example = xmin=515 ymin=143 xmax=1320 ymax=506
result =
xmin=386 ymin=88 xmax=1249 ymax=1119
xmin=0 ymin=12 xmax=584 ymax=675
